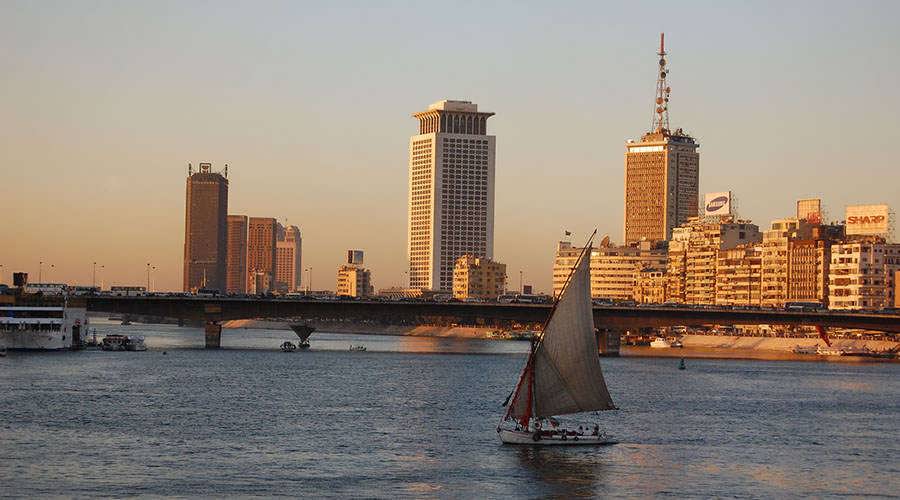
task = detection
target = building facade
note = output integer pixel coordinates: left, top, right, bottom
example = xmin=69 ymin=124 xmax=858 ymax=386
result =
xmin=624 ymin=36 xmax=699 ymax=243
xmin=408 ymin=100 xmax=496 ymax=292
xmin=452 ymin=255 xmax=506 ymax=300
xmin=666 ymin=217 xmax=761 ymax=304
xmin=247 ymin=217 xmax=277 ymax=294
xmin=275 ymin=224 xmax=302 ymax=292
xmin=336 ymin=265 xmax=373 ymax=298
xmin=634 ymin=268 xmax=668 ymax=304
xmin=828 ymin=239 xmax=900 ymax=310
xmin=715 ymin=244 xmax=762 ymax=307
xmin=553 ymin=240 xmax=667 ymax=301
xmin=183 ymin=163 xmax=228 ymax=292
xmin=225 ymin=215 xmax=248 ymax=294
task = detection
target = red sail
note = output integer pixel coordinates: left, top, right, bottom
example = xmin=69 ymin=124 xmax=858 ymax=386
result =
xmin=815 ymin=325 xmax=832 ymax=347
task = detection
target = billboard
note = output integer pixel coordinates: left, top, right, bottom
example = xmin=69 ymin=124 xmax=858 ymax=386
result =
xmin=704 ymin=191 xmax=732 ymax=216
xmin=845 ymin=204 xmax=890 ymax=237
xmin=347 ymin=250 xmax=365 ymax=265
xmin=796 ymin=198 xmax=822 ymax=224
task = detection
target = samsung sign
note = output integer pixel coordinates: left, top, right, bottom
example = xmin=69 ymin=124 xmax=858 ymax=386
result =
xmin=704 ymin=191 xmax=732 ymax=216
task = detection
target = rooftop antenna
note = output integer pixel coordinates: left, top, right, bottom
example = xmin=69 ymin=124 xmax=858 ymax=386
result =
xmin=188 ymin=163 xmax=193 ymax=176
xmin=224 ymin=163 xmax=228 ymax=178
xmin=651 ymin=32 xmax=671 ymax=133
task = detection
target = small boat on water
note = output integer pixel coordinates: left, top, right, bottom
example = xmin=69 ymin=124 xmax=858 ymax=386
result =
xmin=497 ymin=231 xmax=616 ymax=446
xmin=678 ymin=358 xmax=686 ymax=370
xmin=281 ymin=341 xmax=297 ymax=352
xmin=101 ymin=335 xmax=146 ymax=351
xmin=349 ymin=345 xmax=367 ymax=352
xmin=289 ymin=323 xmax=314 ymax=350
xmin=650 ymin=337 xmax=672 ymax=348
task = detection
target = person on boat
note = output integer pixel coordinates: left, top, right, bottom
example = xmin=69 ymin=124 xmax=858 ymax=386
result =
xmin=592 ymin=424 xmax=600 ymax=436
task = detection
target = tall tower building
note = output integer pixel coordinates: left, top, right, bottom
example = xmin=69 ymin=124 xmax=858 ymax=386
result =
xmin=275 ymin=224 xmax=303 ymax=292
xmin=408 ymin=100 xmax=496 ymax=291
xmin=226 ymin=215 xmax=248 ymax=294
xmin=247 ymin=217 xmax=277 ymax=294
xmin=624 ymin=33 xmax=700 ymax=243
xmin=183 ymin=163 xmax=228 ymax=292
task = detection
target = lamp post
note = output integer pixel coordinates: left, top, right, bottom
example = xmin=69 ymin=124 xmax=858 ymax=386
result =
xmin=0 ymin=264 xmax=4 ymax=285
xmin=146 ymin=263 xmax=156 ymax=292
xmin=519 ymin=270 xmax=524 ymax=294
xmin=39 ymin=261 xmax=43 ymax=282
xmin=305 ymin=267 xmax=312 ymax=293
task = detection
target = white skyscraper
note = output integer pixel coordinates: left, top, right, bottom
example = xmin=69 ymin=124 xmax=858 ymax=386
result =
xmin=408 ymin=100 xmax=496 ymax=291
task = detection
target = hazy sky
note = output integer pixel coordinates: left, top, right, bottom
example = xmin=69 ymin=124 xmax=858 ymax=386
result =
xmin=2 ymin=0 xmax=899 ymax=292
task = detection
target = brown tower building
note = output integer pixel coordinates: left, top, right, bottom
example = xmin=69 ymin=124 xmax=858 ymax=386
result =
xmin=247 ymin=217 xmax=277 ymax=294
xmin=624 ymin=34 xmax=699 ymax=243
xmin=226 ymin=215 xmax=248 ymax=294
xmin=183 ymin=163 xmax=228 ymax=292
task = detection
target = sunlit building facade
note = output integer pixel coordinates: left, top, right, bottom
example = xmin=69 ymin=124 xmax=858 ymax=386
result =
xmin=183 ymin=163 xmax=228 ymax=292
xmin=226 ymin=215 xmax=248 ymax=294
xmin=452 ymin=255 xmax=506 ymax=300
xmin=408 ymin=100 xmax=496 ymax=292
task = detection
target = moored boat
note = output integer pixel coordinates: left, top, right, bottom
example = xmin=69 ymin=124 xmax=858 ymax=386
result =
xmin=0 ymin=303 xmax=89 ymax=351
xmin=650 ymin=337 xmax=672 ymax=348
xmin=281 ymin=341 xmax=297 ymax=352
xmin=498 ymin=231 xmax=616 ymax=445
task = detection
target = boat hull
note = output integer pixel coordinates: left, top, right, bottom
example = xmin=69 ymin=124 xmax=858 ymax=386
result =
xmin=498 ymin=429 xmax=611 ymax=446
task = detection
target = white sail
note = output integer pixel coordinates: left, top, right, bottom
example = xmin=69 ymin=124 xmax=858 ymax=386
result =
xmin=534 ymin=245 xmax=614 ymax=416
xmin=505 ymin=241 xmax=614 ymax=422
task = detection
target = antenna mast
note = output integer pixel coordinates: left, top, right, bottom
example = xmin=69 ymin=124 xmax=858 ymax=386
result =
xmin=651 ymin=32 xmax=671 ymax=133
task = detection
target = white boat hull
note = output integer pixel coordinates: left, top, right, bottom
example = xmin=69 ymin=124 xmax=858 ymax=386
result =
xmin=0 ymin=331 xmax=70 ymax=350
xmin=498 ymin=429 xmax=611 ymax=446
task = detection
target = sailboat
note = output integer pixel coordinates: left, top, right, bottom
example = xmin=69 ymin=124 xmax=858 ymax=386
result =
xmin=498 ymin=231 xmax=616 ymax=445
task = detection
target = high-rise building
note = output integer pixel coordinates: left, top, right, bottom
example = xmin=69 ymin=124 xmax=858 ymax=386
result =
xmin=183 ymin=163 xmax=228 ymax=292
xmin=624 ymin=34 xmax=699 ymax=243
xmin=452 ymin=255 xmax=506 ymax=300
xmin=226 ymin=215 xmax=248 ymax=294
xmin=275 ymin=224 xmax=302 ymax=292
xmin=247 ymin=217 xmax=277 ymax=294
xmin=760 ymin=218 xmax=813 ymax=308
xmin=553 ymin=239 xmax=667 ymax=301
xmin=408 ymin=99 xmax=496 ymax=291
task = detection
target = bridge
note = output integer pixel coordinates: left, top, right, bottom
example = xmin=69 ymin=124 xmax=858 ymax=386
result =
xmin=85 ymin=296 xmax=900 ymax=349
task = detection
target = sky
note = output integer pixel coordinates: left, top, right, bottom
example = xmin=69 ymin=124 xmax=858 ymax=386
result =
xmin=2 ymin=0 xmax=899 ymax=293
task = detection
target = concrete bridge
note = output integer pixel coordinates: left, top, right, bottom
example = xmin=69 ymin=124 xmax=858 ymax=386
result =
xmin=85 ymin=296 xmax=900 ymax=348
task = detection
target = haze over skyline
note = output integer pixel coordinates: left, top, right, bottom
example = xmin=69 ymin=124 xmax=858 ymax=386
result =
xmin=3 ymin=1 xmax=899 ymax=292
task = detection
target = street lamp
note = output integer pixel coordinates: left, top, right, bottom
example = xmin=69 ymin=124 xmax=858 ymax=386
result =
xmin=146 ymin=263 xmax=156 ymax=292
xmin=39 ymin=261 xmax=43 ymax=282
xmin=305 ymin=267 xmax=312 ymax=293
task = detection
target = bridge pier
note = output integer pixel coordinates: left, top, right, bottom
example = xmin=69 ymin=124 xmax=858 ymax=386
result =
xmin=205 ymin=320 xmax=222 ymax=349
xmin=596 ymin=328 xmax=621 ymax=357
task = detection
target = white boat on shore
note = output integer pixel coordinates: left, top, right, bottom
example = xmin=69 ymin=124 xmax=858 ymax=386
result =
xmin=497 ymin=232 xmax=616 ymax=446
xmin=0 ymin=304 xmax=88 ymax=351
xmin=650 ymin=337 xmax=672 ymax=348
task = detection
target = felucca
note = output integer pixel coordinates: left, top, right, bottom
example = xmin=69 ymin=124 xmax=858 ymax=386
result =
xmin=497 ymin=231 xmax=616 ymax=445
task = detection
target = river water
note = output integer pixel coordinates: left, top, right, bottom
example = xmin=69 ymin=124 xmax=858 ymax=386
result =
xmin=1 ymin=322 xmax=898 ymax=498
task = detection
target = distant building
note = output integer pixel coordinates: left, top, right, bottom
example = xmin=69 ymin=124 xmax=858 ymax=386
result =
xmin=452 ymin=255 xmax=506 ymax=300
xmin=336 ymin=264 xmax=373 ymax=298
xmin=667 ymin=217 xmax=761 ymax=304
xmin=408 ymin=99 xmax=496 ymax=291
xmin=226 ymin=215 xmax=248 ymax=294
xmin=715 ymin=244 xmax=763 ymax=307
xmin=634 ymin=268 xmax=668 ymax=304
xmin=275 ymin=224 xmax=302 ymax=292
xmin=624 ymin=35 xmax=699 ymax=243
xmin=553 ymin=239 xmax=667 ymax=301
xmin=828 ymin=238 xmax=900 ymax=310
xmin=760 ymin=218 xmax=813 ymax=308
xmin=183 ymin=163 xmax=228 ymax=292
xmin=247 ymin=217 xmax=277 ymax=294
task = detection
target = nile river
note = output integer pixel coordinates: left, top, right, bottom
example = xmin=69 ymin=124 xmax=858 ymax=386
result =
xmin=1 ymin=322 xmax=898 ymax=498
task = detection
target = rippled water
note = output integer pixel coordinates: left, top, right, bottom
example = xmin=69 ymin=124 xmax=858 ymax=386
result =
xmin=1 ymin=322 xmax=898 ymax=498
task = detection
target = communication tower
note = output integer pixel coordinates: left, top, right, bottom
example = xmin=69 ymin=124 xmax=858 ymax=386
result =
xmin=651 ymin=33 xmax=671 ymax=133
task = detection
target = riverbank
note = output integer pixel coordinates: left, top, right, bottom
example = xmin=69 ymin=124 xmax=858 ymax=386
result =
xmin=223 ymin=319 xmax=497 ymax=338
